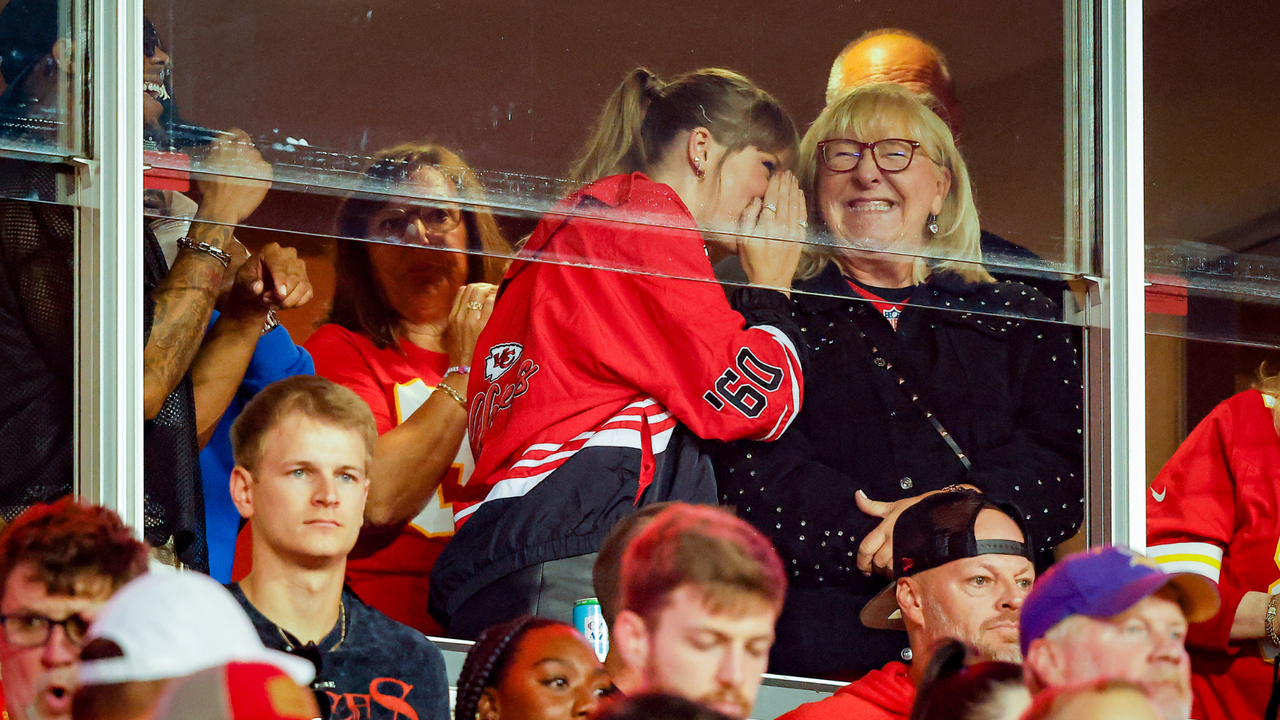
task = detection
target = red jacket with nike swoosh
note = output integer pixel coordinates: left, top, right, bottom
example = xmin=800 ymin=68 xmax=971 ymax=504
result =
xmin=1147 ymin=388 xmax=1280 ymax=720
xmin=428 ymin=173 xmax=804 ymax=628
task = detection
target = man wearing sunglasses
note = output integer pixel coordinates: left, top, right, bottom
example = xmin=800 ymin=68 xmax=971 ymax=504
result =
xmin=0 ymin=499 xmax=149 ymax=720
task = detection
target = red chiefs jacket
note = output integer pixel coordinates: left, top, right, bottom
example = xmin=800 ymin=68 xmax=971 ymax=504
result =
xmin=429 ymin=173 xmax=804 ymax=627
xmin=1147 ymin=389 xmax=1279 ymax=720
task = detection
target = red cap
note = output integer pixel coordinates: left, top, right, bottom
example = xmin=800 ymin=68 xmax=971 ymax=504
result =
xmin=152 ymin=662 xmax=320 ymax=720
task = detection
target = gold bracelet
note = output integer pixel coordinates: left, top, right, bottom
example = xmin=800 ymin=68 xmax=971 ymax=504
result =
xmin=435 ymin=378 xmax=467 ymax=409
xmin=1266 ymin=594 xmax=1280 ymax=648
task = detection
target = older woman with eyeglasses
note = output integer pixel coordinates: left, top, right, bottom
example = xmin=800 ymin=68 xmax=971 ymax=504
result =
xmin=303 ymin=142 xmax=510 ymax=636
xmin=712 ymin=84 xmax=1084 ymax=679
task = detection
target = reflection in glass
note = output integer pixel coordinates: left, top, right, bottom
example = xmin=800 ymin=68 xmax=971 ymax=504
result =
xmin=0 ymin=0 xmax=73 ymax=153
xmin=146 ymin=6 xmax=1072 ymax=279
xmin=1145 ymin=0 xmax=1280 ymax=329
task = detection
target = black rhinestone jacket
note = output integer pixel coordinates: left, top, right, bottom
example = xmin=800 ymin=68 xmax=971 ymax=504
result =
xmin=711 ymin=262 xmax=1084 ymax=676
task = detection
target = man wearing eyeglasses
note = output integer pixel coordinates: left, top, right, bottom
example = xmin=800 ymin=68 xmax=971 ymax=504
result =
xmin=0 ymin=499 xmax=149 ymax=720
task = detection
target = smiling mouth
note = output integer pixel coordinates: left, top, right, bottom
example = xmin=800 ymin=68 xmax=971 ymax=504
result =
xmin=846 ymin=200 xmax=894 ymax=212
xmin=143 ymin=81 xmax=170 ymax=101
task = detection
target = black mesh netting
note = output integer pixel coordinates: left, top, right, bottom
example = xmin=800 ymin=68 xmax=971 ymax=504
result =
xmin=0 ymin=159 xmax=207 ymax=571
xmin=139 ymin=203 xmax=208 ymax=571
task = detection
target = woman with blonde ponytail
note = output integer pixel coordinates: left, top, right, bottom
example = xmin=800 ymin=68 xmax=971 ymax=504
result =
xmin=1147 ymin=363 xmax=1280 ymax=720
xmin=430 ymin=67 xmax=809 ymax=638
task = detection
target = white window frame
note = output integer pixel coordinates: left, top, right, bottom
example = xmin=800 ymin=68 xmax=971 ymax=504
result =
xmin=75 ymin=0 xmax=144 ymax=530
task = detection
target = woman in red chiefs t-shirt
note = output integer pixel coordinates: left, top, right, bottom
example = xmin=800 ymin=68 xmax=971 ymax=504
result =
xmin=304 ymin=143 xmax=510 ymax=635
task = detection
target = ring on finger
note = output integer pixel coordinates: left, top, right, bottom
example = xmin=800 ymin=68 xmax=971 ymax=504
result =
xmin=466 ymin=301 xmax=484 ymax=311
xmin=763 ymin=204 xmax=779 ymax=214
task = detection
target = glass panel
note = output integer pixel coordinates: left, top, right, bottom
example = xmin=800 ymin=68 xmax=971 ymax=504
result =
xmin=1143 ymin=5 xmax=1279 ymax=710
xmin=1144 ymin=0 xmax=1280 ymax=346
xmin=0 ymin=0 xmax=85 ymax=157
xmin=143 ymin=0 xmax=1085 ymax=668
xmin=142 ymin=0 xmax=1079 ymax=290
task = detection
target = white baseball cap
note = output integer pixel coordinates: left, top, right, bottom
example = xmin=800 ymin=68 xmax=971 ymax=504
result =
xmin=78 ymin=571 xmax=315 ymax=686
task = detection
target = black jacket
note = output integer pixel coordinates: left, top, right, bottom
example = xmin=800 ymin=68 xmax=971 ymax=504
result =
xmin=712 ymin=263 xmax=1084 ymax=677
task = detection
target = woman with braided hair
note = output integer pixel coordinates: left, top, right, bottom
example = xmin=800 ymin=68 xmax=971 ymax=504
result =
xmin=456 ymin=616 xmax=612 ymax=720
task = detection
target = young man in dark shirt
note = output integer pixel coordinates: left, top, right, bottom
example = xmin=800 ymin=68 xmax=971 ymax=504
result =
xmin=226 ymin=375 xmax=449 ymax=720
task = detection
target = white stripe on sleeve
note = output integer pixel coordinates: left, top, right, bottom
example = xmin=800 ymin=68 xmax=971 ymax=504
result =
xmin=1147 ymin=542 xmax=1224 ymax=583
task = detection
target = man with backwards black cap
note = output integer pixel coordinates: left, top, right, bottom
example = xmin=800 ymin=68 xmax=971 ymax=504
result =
xmin=779 ymin=490 xmax=1035 ymax=720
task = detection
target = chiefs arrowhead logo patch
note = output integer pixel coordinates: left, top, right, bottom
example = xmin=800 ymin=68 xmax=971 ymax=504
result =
xmin=484 ymin=343 xmax=524 ymax=383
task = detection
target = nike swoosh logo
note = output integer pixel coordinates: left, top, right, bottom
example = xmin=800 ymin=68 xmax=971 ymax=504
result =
xmin=1151 ymin=487 xmax=1167 ymax=502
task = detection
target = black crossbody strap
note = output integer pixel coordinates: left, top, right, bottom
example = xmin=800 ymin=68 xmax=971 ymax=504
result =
xmin=852 ymin=322 xmax=972 ymax=472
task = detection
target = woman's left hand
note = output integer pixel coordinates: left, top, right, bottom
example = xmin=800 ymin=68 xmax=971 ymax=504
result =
xmin=854 ymin=485 xmax=979 ymax=577
xmin=737 ymin=171 xmax=807 ymax=292
xmin=445 ymin=282 xmax=498 ymax=368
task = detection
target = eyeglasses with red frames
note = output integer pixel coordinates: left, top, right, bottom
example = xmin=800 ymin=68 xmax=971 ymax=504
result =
xmin=817 ymin=138 xmax=922 ymax=174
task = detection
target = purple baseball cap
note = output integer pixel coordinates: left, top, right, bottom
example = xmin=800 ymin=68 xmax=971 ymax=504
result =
xmin=1018 ymin=545 xmax=1220 ymax=656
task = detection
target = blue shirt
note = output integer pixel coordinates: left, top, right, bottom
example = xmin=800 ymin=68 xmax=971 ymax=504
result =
xmin=202 ymin=314 xmax=313 ymax=581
